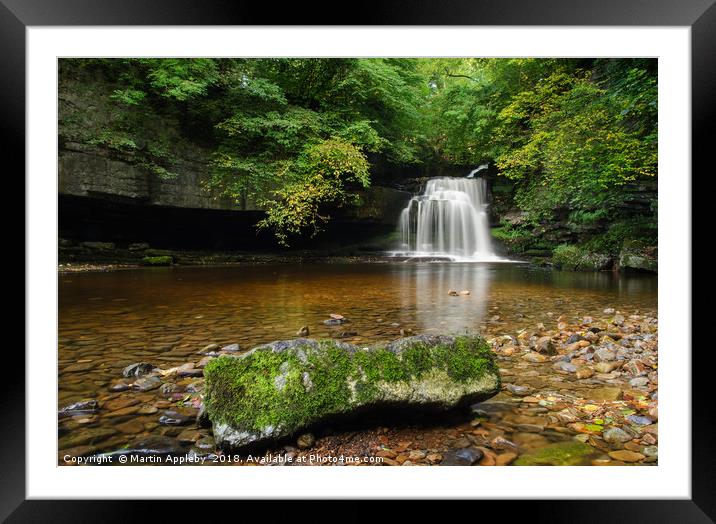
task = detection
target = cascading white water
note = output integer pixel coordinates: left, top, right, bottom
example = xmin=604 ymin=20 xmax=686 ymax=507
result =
xmin=395 ymin=175 xmax=498 ymax=261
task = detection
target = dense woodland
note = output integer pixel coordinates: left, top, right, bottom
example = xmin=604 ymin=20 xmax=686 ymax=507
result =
xmin=59 ymin=58 xmax=657 ymax=259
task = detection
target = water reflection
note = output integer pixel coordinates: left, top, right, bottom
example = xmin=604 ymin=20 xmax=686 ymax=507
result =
xmin=401 ymin=263 xmax=491 ymax=335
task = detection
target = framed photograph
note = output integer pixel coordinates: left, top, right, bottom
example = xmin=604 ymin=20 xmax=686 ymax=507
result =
xmin=6 ymin=0 xmax=708 ymax=519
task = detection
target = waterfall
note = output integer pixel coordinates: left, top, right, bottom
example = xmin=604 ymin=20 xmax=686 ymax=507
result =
xmin=395 ymin=174 xmax=499 ymax=261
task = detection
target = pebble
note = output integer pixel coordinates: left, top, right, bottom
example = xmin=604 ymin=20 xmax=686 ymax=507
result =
xmin=199 ymin=343 xmax=219 ymax=354
xmin=553 ymin=361 xmax=577 ymax=373
xmin=505 ymin=384 xmax=532 ymax=396
xmin=137 ymin=404 xmax=159 ymax=415
xmin=297 ymin=433 xmax=315 ymax=449
xmin=131 ymin=375 xmax=162 ymax=392
xmin=642 ymin=445 xmax=658 ymax=459
xmin=59 ymin=399 xmax=99 ymax=417
xmin=115 ymin=420 xmax=145 ymax=434
xmin=426 ymin=453 xmax=442 ymax=464
xmin=575 ymin=367 xmax=594 ymax=379
xmin=122 ymin=362 xmax=155 ymax=378
xmin=626 ymin=415 xmax=653 ymax=426
xmin=103 ymin=397 xmax=140 ymax=411
xmin=535 ymin=336 xmax=556 ymax=355
xmin=587 ymin=387 xmax=623 ymax=401
xmin=495 ymin=452 xmax=518 ymax=466
xmin=608 ymin=450 xmax=645 ymax=462
xmin=629 ymin=377 xmax=649 ymax=387
xmin=440 ymin=447 xmax=483 ymax=466
xmin=408 ymin=450 xmax=426 ymax=461
xmin=594 ymin=348 xmax=616 ymax=362
xmin=158 ymin=410 xmax=194 ymax=426
xmin=594 ymin=362 xmax=620 ymax=373
xmin=522 ymin=352 xmax=548 ymax=363
xmin=221 ymin=343 xmax=240 ymax=352
xmin=491 ymin=436 xmax=518 ymax=451
xmin=603 ymin=427 xmax=632 ymax=444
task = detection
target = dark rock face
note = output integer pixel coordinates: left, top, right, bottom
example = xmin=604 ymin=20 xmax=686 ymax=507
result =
xmin=203 ymin=335 xmax=501 ymax=452
xmin=59 ymin=143 xmax=240 ymax=211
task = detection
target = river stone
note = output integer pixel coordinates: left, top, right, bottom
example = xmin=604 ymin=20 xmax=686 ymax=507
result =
xmin=553 ymin=361 xmax=577 ymax=373
xmin=99 ymin=436 xmax=189 ymax=459
xmin=514 ymin=440 xmax=597 ymax=466
xmin=59 ymin=399 xmax=99 ymax=418
xmin=603 ymin=427 xmax=632 ymax=444
xmin=522 ymin=352 xmax=548 ymax=363
xmin=203 ymin=335 xmax=500 ymax=451
xmin=131 ymin=375 xmax=162 ymax=392
xmin=440 ymin=447 xmax=483 ymax=466
xmin=534 ymin=336 xmax=556 ymax=355
xmin=608 ymin=450 xmax=645 ymax=462
xmin=586 ymin=387 xmax=623 ymax=401
xmin=593 ymin=348 xmax=616 ymax=362
xmin=122 ymin=362 xmax=156 ymax=378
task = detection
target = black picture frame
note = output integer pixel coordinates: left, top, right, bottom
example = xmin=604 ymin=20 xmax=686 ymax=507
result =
xmin=4 ymin=0 xmax=708 ymax=520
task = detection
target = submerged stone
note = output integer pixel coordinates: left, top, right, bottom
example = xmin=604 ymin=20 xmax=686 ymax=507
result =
xmin=203 ymin=334 xmax=501 ymax=451
xmin=513 ymin=439 xmax=597 ymax=466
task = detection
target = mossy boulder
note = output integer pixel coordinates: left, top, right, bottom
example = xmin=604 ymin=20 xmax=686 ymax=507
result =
xmin=618 ymin=240 xmax=657 ymax=273
xmin=203 ymin=334 xmax=500 ymax=451
xmin=142 ymin=255 xmax=173 ymax=266
xmin=552 ymin=244 xmax=611 ymax=271
xmin=513 ymin=440 xmax=598 ymax=466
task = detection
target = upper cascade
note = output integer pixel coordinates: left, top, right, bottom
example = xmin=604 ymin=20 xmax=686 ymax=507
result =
xmin=394 ymin=173 xmax=502 ymax=261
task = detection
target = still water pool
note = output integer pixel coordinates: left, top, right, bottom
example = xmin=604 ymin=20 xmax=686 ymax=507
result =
xmin=58 ymin=261 xmax=657 ymax=463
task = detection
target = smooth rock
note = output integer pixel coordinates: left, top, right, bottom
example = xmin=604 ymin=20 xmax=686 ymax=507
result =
xmin=122 ymin=362 xmax=156 ymax=378
xmin=603 ymin=427 xmax=632 ymax=444
xmin=553 ymin=361 xmax=577 ymax=373
xmin=522 ymin=352 xmax=548 ymax=363
xmin=575 ymin=367 xmax=594 ymax=379
xmin=296 ymin=433 xmax=316 ymax=449
xmin=608 ymin=450 xmax=645 ymax=462
xmin=505 ymin=383 xmax=532 ymax=396
xmin=131 ymin=375 xmax=162 ymax=392
xmin=535 ymin=336 xmax=556 ymax=355
xmin=440 ymin=447 xmax=483 ymax=466
xmin=159 ymin=410 xmax=194 ymax=426
xmin=204 ymin=335 xmax=500 ymax=451
xmin=626 ymin=415 xmax=653 ymax=426
xmin=587 ymin=387 xmax=623 ymax=401
xmin=58 ymin=399 xmax=99 ymax=418
xmin=593 ymin=349 xmax=616 ymax=362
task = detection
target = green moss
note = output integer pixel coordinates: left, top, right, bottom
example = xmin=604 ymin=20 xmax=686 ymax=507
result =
xmin=490 ymin=224 xmax=533 ymax=252
xmin=513 ymin=440 xmax=597 ymax=466
xmin=552 ymin=244 xmax=610 ymax=271
xmin=142 ymin=255 xmax=173 ymax=266
xmin=203 ymin=335 xmax=498 ymax=436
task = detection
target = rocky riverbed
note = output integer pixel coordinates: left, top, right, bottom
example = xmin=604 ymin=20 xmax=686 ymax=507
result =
xmin=59 ymin=309 xmax=657 ymax=466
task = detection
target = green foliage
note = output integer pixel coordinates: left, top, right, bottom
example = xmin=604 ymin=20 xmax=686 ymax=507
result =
xmin=256 ymin=138 xmax=371 ymax=245
xmin=490 ymin=224 xmax=534 ymax=252
xmin=552 ymin=244 xmax=610 ymax=271
xmin=60 ymin=57 xmax=657 ymax=246
xmin=142 ymin=255 xmax=173 ymax=266
xmin=583 ymin=217 xmax=657 ymax=256
xmin=421 ymin=58 xmax=657 ymax=227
